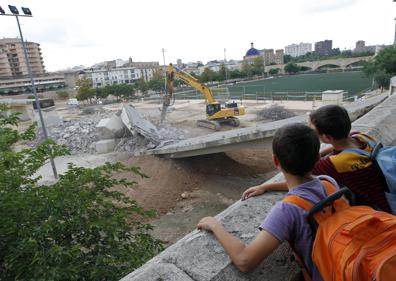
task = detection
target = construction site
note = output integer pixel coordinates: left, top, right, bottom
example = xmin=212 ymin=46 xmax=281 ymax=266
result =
xmin=3 ymin=71 xmax=396 ymax=281
xmin=5 ymin=67 xmax=390 ymax=247
xmin=27 ymin=90 xmax=316 ymax=245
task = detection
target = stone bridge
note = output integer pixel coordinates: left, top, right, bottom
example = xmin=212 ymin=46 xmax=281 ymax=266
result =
xmin=122 ymin=91 xmax=396 ymax=281
xmin=264 ymin=56 xmax=373 ymax=73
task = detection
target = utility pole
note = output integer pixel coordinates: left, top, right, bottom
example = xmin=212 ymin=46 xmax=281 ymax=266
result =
xmin=162 ymin=48 xmax=167 ymax=93
xmin=224 ymin=48 xmax=228 ymax=81
xmin=394 ymin=1 xmax=396 ymax=45
xmin=394 ymin=17 xmax=396 ymax=45
xmin=1 ymin=4 xmax=58 ymax=179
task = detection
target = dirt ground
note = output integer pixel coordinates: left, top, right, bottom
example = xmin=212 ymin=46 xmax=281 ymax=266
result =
xmin=114 ymin=150 xmax=277 ymax=246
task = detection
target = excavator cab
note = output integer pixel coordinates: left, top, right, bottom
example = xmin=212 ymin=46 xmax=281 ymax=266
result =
xmin=206 ymin=103 xmax=221 ymax=116
xmin=224 ymin=100 xmax=238 ymax=108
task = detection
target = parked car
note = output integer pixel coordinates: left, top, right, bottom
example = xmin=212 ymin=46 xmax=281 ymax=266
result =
xmin=67 ymin=98 xmax=79 ymax=106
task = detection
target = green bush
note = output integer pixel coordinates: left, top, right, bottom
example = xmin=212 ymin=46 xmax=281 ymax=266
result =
xmin=0 ymin=104 xmax=163 ymax=280
xmin=56 ymin=90 xmax=69 ymax=99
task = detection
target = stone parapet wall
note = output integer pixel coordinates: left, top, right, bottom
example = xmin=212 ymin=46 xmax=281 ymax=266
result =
xmin=122 ymin=94 xmax=396 ymax=281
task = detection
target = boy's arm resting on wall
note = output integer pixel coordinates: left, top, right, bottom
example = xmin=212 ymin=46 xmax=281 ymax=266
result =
xmin=197 ymin=217 xmax=280 ymax=273
xmin=242 ymin=181 xmax=288 ymax=200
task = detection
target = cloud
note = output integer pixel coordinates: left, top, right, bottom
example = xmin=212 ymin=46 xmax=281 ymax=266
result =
xmin=301 ymin=0 xmax=359 ymax=14
xmin=24 ymin=19 xmax=99 ymax=49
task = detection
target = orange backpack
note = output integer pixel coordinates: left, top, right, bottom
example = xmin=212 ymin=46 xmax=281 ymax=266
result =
xmin=283 ymin=179 xmax=396 ymax=281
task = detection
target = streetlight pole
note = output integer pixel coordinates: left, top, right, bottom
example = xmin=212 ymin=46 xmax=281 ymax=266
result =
xmin=224 ymin=48 xmax=228 ymax=81
xmin=394 ymin=17 xmax=396 ymax=45
xmin=1 ymin=5 xmax=58 ymax=178
xmin=162 ymin=48 xmax=167 ymax=96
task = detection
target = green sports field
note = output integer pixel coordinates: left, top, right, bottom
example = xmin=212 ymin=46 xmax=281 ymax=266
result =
xmin=227 ymin=71 xmax=371 ymax=96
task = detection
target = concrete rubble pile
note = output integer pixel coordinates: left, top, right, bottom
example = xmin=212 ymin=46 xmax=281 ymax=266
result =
xmin=256 ymin=105 xmax=296 ymax=121
xmin=37 ymin=104 xmax=185 ymax=155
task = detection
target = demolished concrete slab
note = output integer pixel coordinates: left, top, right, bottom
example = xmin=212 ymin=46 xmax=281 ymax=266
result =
xmin=95 ymin=139 xmax=116 ymax=154
xmin=121 ymin=105 xmax=161 ymax=145
xmin=96 ymin=115 xmax=127 ymax=140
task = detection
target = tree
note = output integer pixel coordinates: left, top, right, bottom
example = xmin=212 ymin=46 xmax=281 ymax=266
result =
xmin=284 ymin=54 xmax=292 ymax=64
xmin=218 ymin=64 xmax=227 ymax=81
xmin=241 ymin=61 xmax=253 ymax=77
xmin=136 ymin=77 xmax=149 ymax=96
xmin=95 ymin=87 xmax=109 ymax=99
xmin=269 ymin=68 xmax=280 ymax=75
xmin=252 ymin=57 xmax=264 ymax=76
xmin=284 ymin=62 xmax=300 ymax=74
xmin=230 ymin=69 xmax=245 ymax=79
xmin=374 ymin=71 xmax=392 ymax=91
xmin=363 ymin=46 xmax=396 ymax=89
xmin=199 ymin=68 xmax=216 ymax=82
xmin=147 ymin=71 xmax=165 ymax=94
xmin=56 ymin=91 xmax=69 ymax=100
xmin=76 ymin=78 xmax=95 ymax=103
xmin=0 ymin=105 xmax=163 ymax=280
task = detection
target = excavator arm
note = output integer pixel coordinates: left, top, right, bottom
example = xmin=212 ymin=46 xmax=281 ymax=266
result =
xmin=165 ymin=64 xmax=216 ymax=104
xmin=161 ymin=63 xmax=245 ymax=130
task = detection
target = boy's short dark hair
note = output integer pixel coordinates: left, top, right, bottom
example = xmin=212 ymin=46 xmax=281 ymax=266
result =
xmin=309 ymin=105 xmax=351 ymax=139
xmin=272 ymin=123 xmax=320 ymax=177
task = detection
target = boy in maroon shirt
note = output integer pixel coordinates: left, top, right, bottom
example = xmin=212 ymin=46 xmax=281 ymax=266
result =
xmin=243 ymin=105 xmax=391 ymax=213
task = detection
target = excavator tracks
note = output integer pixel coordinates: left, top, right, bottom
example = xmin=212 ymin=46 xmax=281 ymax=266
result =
xmin=197 ymin=117 xmax=240 ymax=131
xmin=197 ymin=120 xmax=222 ymax=131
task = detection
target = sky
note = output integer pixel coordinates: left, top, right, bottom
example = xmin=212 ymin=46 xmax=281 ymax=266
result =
xmin=0 ymin=0 xmax=395 ymax=71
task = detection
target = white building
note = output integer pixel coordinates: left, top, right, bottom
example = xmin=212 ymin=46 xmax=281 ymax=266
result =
xmin=198 ymin=60 xmax=242 ymax=75
xmin=285 ymin=42 xmax=312 ymax=57
xmin=86 ymin=67 xmax=144 ymax=88
xmin=322 ymin=90 xmax=345 ymax=105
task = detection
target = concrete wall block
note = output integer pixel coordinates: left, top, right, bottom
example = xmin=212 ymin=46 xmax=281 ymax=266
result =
xmin=121 ymin=263 xmax=194 ymax=281
xmin=95 ymin=139 xmax=115 ymax=154
xmin=96 ymin=115 xmax=127 ymax=140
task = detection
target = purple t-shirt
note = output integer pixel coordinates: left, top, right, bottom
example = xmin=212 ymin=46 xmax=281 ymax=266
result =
xmin=260 ymin=177 xmax=336 ymax=281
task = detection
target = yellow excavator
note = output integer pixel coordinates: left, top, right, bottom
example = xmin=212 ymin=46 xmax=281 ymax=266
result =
xmin=161 ymin=63 xmax=245 ymax=131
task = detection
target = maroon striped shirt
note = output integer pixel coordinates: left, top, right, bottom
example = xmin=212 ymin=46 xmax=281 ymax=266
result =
xmin=313 ymin=150 xmax=391 ymax=213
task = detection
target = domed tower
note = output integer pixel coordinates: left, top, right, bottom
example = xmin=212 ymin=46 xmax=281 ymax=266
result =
xmin=245 ymin=42 xmax=260 ymax=57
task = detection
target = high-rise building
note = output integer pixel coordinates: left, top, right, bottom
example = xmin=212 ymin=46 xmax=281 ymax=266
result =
xmin=0 ymin=38 xmax=45 ymax=77
xmin=353 ymin=40 xmax=376 ymax=54
xmin=275 ymin=49 xmax=284 ymax=65
xmin=176 ymin=59 xmax=182 ymax=67
xmin=262 ymin=49 xmax=275 ymax=65
xmin=299 ymin=43 xmax=312 ymax=56
xmin=314 ymin=40 xmax=333 ymax=55
xmin=285 ymin=44 xmax=299 ymax=57
xmin=284 ymin=43 xmax=312 ymax=57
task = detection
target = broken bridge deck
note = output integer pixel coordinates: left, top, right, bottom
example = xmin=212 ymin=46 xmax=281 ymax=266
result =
xmin=146 ymin=93 xmax=389 ymax=158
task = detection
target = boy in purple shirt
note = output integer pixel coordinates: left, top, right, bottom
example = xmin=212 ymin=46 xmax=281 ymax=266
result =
xmin=197 ymin=123 xmax=332 ymax=280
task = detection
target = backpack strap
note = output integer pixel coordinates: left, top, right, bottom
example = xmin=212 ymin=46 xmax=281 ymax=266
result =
xmin=283 ymin=195 xmax=314 ymax=211
xmin=283 ymin=179 xmax=350 ymax=233
xmin=351 ymin=132 xmax=377 ymax=149
xmin=282 ymin=179 xmax=339 ymax=210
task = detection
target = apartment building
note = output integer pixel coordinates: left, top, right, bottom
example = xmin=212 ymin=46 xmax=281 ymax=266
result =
xmin=0 ymin=74 xmax=65 ymax=95
xmin=284 ymin=42 xmax=312 ymax=57
xmin=261 ymin=49 xmax=275 ymax=65
xmin=0 ymin=38 xmax=45 ymax=77
xmin=275 ymin=49 xmax=284 ymax=65
xmin=314 ymin=40 xmax=333 ymax=55
xmin=85 ymin=67 xmax=142 ymax=88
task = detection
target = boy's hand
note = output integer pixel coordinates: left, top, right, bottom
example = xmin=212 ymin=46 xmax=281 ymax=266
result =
xmin=197 ymin=217 xmax=220 ymax=232
xmin=241 ymin=185 xmax=266 ymax=200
